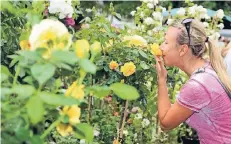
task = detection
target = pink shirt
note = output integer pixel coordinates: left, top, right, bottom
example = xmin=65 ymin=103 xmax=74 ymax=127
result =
xmin=177 ymin=64 xmax=231 ymax=144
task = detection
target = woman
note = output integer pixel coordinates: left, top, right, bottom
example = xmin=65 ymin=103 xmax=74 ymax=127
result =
xmin=155 ymin=18 xmax=231 ymax=144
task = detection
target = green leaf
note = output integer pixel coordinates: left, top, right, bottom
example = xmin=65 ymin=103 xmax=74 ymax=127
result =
xmin=1 ymin=65 xmax=12 ymax=82
xmin=51 ymin=51 xmax=78 ymax=65
xmin=31 ymin=63 xmax=56 ymax=86
xmin=18 ymin=50 xmax=42 ymax=63
xmin=79 ymin=59 xmax=97 ymax=74
xmin=27 ymin=96 xmax=44 ymax=124
xmin=39 ymin=92 xmax=81 ymax=106
xmin=8 ymin=55 xmax=20 ymax=67
xmin=74 ymin=123 xmax=94 ymax=142
xmin=138 ymin=50 xmax=148 ymax=59
xmin=30 ymin=135 xmax=43 ymax=144
xmin=62 ymin=115 xmax=69 ymax=124
xmin=1 ymin=73 xmax=8 ymax=83
xmin=1 ymin=65 xmax=12 ymax=77
xmin=110 ymin=83 xmax=139 ymax=100
xmin=23 ymin=76 xmax=34 ymax=85
xmin=140 ymin=61 xmax=150 ymax=70
xmin=89 ymin=86 xmax=110 ymax=98
xmin=15 ymin=127 xmax=30 ymax=141
xmin=12 ymin=85 xmax=35 ymax=99
xmin=103 ymin=24 xmax=110 ymax=32
xmin=5 ymin=117 xmax=25 ymax=133
xmin=26 ymin=12 xmax=41 ymax=26
xmin=56 ymin=63 xmax=72 ymax=70
xmin=1 ymin=87 xmax=12 ymax=99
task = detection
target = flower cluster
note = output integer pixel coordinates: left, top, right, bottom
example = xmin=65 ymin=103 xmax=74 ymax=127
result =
xmin=48 ymin=0 xmax=74 ymax=19
xmin=109 ymin=61 xmax=136 ymax=77
xmin=27 ymin=19 xmax=72 ymax=59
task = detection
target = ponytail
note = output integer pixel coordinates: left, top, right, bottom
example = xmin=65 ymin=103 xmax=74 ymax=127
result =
xmin=207 ymin=40 xmax=231 ymax=92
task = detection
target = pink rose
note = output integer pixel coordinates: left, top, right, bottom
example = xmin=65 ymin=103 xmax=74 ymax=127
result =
xmin=65 ymin=17 xmax=75 ymax=26
xmin=43 ymin=9 xmax=49 ymax=16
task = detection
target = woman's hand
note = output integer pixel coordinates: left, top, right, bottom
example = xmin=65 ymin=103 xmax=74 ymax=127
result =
xmin=154 ymin=56 xmax=167 ymax=84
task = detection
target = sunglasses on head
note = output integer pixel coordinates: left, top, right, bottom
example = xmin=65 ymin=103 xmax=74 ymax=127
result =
xmin=182 ymin=18 xmax=193 ymax=46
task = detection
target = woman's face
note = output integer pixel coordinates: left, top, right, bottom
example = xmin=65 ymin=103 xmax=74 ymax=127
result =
xmin=160 ymin=27 xmax=182 ymax=67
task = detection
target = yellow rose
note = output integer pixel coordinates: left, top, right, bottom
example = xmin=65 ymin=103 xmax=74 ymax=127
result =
xmin=75 ymin=39 xmax=90 ymax=58
xmin=150 ymin=43 xmax=162 ymax=56
xmin=65 ymin=81 xmax=85 ymax=99
xmin=120 ymin=62 xmax=136 ymax=76
xmin=20 ymin=40 xmax=31 ymax=50
xmin=29 ymin=19 xmax=71 ymax=51
xmin=62 ymin=105 xmax=81 ymax=125
xmin=123 ymin=35 xmax=147 ymax=48
xmin=113 ymin=139 xmax=120 ymax=144
xmin=91 ymin=41 xmax=101 ymax=55
xmin=109 ymin=61 xmax=119 ymax=70
xmin=40 ymin=30 xmax=56 ymax=41
xmin=56 ymin=123 xmax=73 ymax=136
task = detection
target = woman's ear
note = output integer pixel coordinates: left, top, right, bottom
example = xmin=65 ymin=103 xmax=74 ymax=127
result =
xmin=179 ymin=44 xmax=189 ymax=57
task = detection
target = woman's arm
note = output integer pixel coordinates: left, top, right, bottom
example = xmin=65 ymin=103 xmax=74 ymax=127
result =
xmin=155 ymin=56 xmax=193 ymax=130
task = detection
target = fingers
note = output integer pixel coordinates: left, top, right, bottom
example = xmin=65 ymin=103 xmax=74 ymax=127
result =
xmin=154 ymin=55 xmax=161 ymax=62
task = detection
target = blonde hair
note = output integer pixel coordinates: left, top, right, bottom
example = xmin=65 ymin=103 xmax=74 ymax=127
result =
xmin=222 ymin=42 xmax=231 ymax=57
xmin=170 ymin=19 xmax=231 ymax=92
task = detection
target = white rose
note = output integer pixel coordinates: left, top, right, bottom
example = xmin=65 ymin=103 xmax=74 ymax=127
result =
xmin=142 ymin=118 xmax=150 ymax=128
xmin=167 ymin=19 xmax=174 ymax=25
xmin=85 ymin=17 xmax=91 ymax=22
xmin=152 ymin=11 xmax=162 ymax=21
xmin=215 ymin=9 xmax=224 ymax=19
xmin=176 ymin=8 xmax=185 ymax=16
xmin=202 ymin=22 xmax=209 ymax=28
xmin=140 ymin=12 xmax=145 ymax=18
xmin=80 ymin=139 xmax=86 ymax=144
xmin=59 ymin=13 xmax=66 ymax=19
xmin=197 ymin=6 xmax=206 ymax=13
xmin=204 ymin=14 xmax=210 ymax=19
xmin=217 ymin=23 xmax=224 ymax=29
xmin=188 ymin=5 xmax=196 ymax=16
xmin=147 ymin=3 xmax=154 ymax=9
xmin=153 ymin=0 xmax=159 ymax=5
xmin=94 ymin=129 xmax=100 ymax=137
xmin=144 ymin=17 xmax=154 ymax=25
xmin=161 ymin=7 xmax=167 ymax=13
xmin=136 ymin=7 xmax=140 ymax=10
xmin=86 ymin=8 xmax=92 ymax=13
xmin=130 ymin=11 xmax=136 ymax=16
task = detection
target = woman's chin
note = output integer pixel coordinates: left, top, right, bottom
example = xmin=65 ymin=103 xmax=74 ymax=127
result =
xmin=163 ymin=59 xmax=173 ymax=67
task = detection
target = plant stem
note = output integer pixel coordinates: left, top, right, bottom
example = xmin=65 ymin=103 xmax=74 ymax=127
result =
xmin=87 ymin=96 xmax=92 ymax=124
xmin=13 ymin=65 xmax=20 ymax=86
xmin=119 ymin=100 xmax=129 ymax=139
xmin=40 ymin=118 xmax=61 ymax=139
xmin=156 ymin=113 xmax=159 ymax=134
